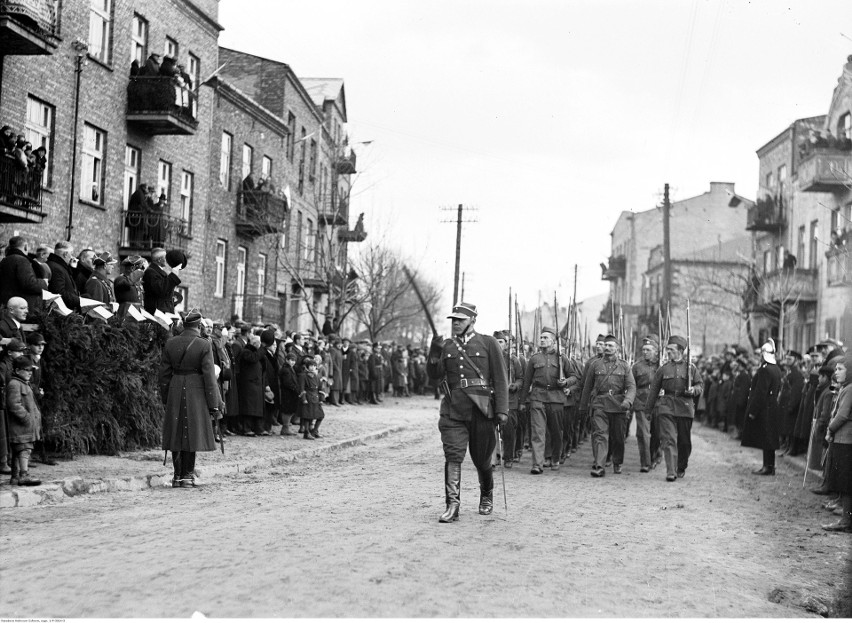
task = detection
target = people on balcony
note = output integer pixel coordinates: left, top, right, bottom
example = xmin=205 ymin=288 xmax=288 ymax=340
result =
xmin=128 ymin=54 xmax=195 ymax=122
xmin=141 ymin=52 xmax=161 ymax=76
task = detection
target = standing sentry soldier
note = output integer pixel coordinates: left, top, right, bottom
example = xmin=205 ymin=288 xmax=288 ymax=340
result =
xmin=632 ymin=336 xmax=661 ymax=473
xmin=518 ymin=327 xmax=571 ymax=474
xmin=579 ymin=334 xmax=636 ymax=477
xmin=645 ymin=335 xmax=704 ymax=482
xmin=427 ymin=303 xmax=509 ymax=523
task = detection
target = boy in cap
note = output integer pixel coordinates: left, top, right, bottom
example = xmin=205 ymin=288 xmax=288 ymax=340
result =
xmin=6 ymin=356 xmax=42 ymax=486
xmin=427 ymin=302 xmax=509 ymax=522
xmin=0 ymin=337 xmax=27 ymax=475
xmin=297 ymin=355 xmax=325 ymax=440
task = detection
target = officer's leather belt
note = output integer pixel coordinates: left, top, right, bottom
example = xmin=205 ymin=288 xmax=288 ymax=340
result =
xmin=452 ymin=378 xmax=490 ymax=390
xmin=663 ymin=390 xmax=685 ymax=397
xmin=637 ymin=384 xmax=650 ymax=390
xmin=533 ymin=382 xmax=559 ymax=390
xmin=172 ymin=370 xmax=201 ymax=376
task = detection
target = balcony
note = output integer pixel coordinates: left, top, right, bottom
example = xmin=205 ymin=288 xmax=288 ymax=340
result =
xmin=338 ymin=227 xmax=367 ymax=243
xmin=826 ymin=246 xmax=852 ymax=286
xmin=318 ymin=198 xmax=348 ymax=226
xmin=600 ymin=255 xmax=626 ymax=281
xmin=236 ymin=190 xmax=287 ymax=238
xmin=0 ymin=0 xmax=59 ymax=55
xmin=746 ymin=195 xmax=785 ymax=233
xmin=798 ymin=148 xmax=852 ymax=193
xmin=120 ymin=210 xmax=189 ymax=256
xmin=232 ymin=293 xmax=282 ymax=326
xmin=334 ymin=151 xmax=356 ymax=175
xmin=0 ymin=155 xmax=45 ymax=223
xmin=126 ymin=77 xmax=198 ymax=135
xmin=756 ymin=267 xmax=819 ymax=307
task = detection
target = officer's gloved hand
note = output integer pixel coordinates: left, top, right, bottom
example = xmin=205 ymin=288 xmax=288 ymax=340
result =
xmin=428 ymin=335 xmax=444 ymax=360
xmin=495 ymin=412 xmax=508 ymax=425
xmin=620 ymin=400 xmax=631 ymax=410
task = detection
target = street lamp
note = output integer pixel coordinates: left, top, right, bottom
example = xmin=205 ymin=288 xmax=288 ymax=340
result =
xmin=66 ymin=38 xmax=89 ymax=241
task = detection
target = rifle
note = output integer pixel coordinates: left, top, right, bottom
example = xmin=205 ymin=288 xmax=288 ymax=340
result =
xmin=554 ymin=291 xmax=564 ymax=380
xmin=507 ymin=287 xmax=514 ymax=385
xmin=686 ymin=298 xmax=692 ymax=387
xmin=402 ymin=265 xmax=438 ymax=338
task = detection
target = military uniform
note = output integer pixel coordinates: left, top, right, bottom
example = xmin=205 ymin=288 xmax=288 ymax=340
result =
xmin=645 ymin=336 xmax=703 ymax=481
xmin=561 ymin=356 xmax=584 ymax=462
xmin=427 ymin=302 xmax=508 ymax=523
xmin=632 ymin=348 xmax=660 ymax=471
xmin=518 ymin=343 xmax=572 ymax=473
xmin=579 ymin=340 xmax=636 ymax=476
xmin=494 ymin=331 xmax=524 ymax=469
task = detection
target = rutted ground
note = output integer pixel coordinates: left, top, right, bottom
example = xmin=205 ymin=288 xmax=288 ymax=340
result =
xmin=1 ymin=397 xmax=849 ymax=617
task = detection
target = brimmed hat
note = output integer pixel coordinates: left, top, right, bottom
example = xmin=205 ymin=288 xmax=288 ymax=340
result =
xmin=6 ymin=338 xmax=26 ymax=352
xmin=447 ymin=302 xmax=477 ymax=320
xmin=184 ymin=309 xmax=202 ymax=326
xmin=93 ymin=251 xmax=117 ymax=266
xmin=13 ymin=355 xmax=35 ymax=370
xmin=26 ymin=332 xmax=46 ymax=346
xmin=121 ymin=254 xmax=142 ymax=266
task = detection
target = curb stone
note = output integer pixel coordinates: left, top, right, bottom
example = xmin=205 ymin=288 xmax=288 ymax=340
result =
xmin=0 ymin=425 xmax=408 ymax=509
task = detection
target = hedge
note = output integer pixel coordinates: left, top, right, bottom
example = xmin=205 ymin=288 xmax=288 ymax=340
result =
xmin=35 ymin=311 xmax=169 ymax=456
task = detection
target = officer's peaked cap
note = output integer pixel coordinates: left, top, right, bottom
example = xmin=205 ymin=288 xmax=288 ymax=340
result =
xmin=447 ymin=302 xmax=477 ymax=320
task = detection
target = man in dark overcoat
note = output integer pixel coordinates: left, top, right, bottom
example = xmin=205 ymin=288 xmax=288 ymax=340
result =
xmin=741 ymin=339 xmax=783 ymax=475
xmin=779 ymin=351 xmax=805 ymax=455
xmin=159 ymin=310 xmax=223 ymax=488
xmin=427 ymin=302 xmax=508 ymax=523
xmin=342 ymin=337 xmax=359 ymax=404
xmin=237 ymin=331 xmax=266 ymax=436
xmin=46 ymin=241 xmax=80 ymax=311
xmin=0 ymin=236 xmax=45 ymax=313
xmin=329 ymin=337 xmax=344 ymax=406
xmin=368 ymin=343 xmax=385 ymax=404
xmin=142 ymin=247 xmax=181 ymax=314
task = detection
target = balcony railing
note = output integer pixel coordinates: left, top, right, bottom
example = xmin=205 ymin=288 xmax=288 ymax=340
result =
xmin=334 ymin=151 xmax=356 ymax=175
xmin=236 ymin=190 xmax=287 ymax=238
xmin=126 ymin=77 xmax=199 ymax=135
xmin=0 ymin=0 xmax=58 ymax=55
xmin=756 ymin=267 xmax=818 ymax=306
xmin=746 ymin=195 xmax=785 ymax=232
xmin=798 ymin=149 xmax=852 ymax=193
xmin=0 ymin=154 xmax=45 ymax=223
xmin=232 ymin=293 xmax=282 ymax=326
xmin=601 ymin=255 xmax=626 ymax=281
xmin=317 ymin=198 xmax=349 ymax=226
xmin=120 ymin=210 xmax=189 ymax=255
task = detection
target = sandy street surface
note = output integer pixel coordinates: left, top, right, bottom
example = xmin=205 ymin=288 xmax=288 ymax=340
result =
xmin=0 ymin=396 xmax=849 ymax=618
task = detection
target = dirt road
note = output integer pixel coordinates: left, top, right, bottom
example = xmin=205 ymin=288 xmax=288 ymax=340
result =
xmin=1 ymin=397 xmax=849 ymax=617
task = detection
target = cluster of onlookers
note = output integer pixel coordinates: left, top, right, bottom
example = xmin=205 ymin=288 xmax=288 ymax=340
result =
xmin=128 ymin=53 xmax=195 ymax=120
xmin=1 ymin=124 xmax=46 ymax=206
xmin=695 ymin=338 xmax=852 ymax=532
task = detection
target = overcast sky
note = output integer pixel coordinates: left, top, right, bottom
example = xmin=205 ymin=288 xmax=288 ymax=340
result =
xmin=219 ymin=0 xmax=851 ymax=334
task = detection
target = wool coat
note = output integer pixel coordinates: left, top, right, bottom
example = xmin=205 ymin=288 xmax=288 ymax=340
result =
xmin=0 ymin=247 xmax=45 ymax=311
xmin=158 ymin=327 xmax=221 ymax=452
xmin=6 ymin=373 xmax=42 ymax=444
xmin=741 ymin=361 xmax=782 ymax=451
xmin=46 ymin=253 xmax=80 ymax=310
xmin=237 ymin=343 xmax=266 ymax=419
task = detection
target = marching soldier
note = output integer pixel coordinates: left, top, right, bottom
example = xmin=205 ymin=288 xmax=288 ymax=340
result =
xmin=427 ymin=302 xmax=509 ymax=523
xmin=645 ymin=335 xmax=704 ymax=482
xmin=579 ymin=334 xmax=606 ymax=443
xmin=579 ymin=334 xmax=636 ymax=477
xmin=632 ymin=336 xmax=660 ymax=472
xmin=494 ymin=330 xmax=524 ymax=468
xmin=560 ymin=355 xmax=584 ymax=464
xmin=518 ymin=327 xmax=570 ymax=474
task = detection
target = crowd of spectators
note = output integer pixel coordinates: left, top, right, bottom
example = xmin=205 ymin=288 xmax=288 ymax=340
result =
xmin=694 ymin=338 xmax=852 ymax=532
xmin=128 ymin=53 xmax=195 ymax=121
xmin=1 ymin=123 xmax=46 ymax=207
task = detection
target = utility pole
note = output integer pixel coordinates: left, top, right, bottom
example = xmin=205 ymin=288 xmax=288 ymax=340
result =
xmin=440 ymin=204 xmax=477 ymax=305
xmin=460 ymin=271 xmax=465 ymax=301
xmin=662 ymin=183 xmax=672 ymax=316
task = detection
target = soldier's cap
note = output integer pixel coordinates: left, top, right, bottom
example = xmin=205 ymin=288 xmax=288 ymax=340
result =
xmin=642 ymin=335 xmax=659 ymax=347
xmin=26 ymin=332 xmax=46 ymax=346
xmin=13 ymin=355 xmax=36 ymax=370
xmin=342 ymin=337 xmax=351 ymax=343
xmin=736 ymin=356 xmax=749 ymax=367
xmin=596 ymin=334 xmax=606 ymax=343
xmin=493 ymin=330 xmax=509 ymax=340
xmin=787 ymin=350 xmax=803 ymax=360
xmin=667 ymin=335 xmax=688 ymax=350
xmin=6 ymin=338 xmax=26 ymax=352
xmin=121 ymin=254 xmax=143 ymax=266
xmin=540 ymin=326 xmax=557 ymax=337
xmin=184 ymin=309 xmax=203 ymax=326
xmin=372 ymin=341 xmax=380 ymax=348
xmin=447 ymin=302 xmax=477 ymax=320
xmin=603 ymin=334 xmax=620 ymax=346
xmin=212 ymin=320 xmax=225 ymax=328
xmin=93 ymin=251 xmax=117 ymax=266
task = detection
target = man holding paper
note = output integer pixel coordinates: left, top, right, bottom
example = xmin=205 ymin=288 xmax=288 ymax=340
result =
xmin=142 ymin=248 xmax=183 ymax=314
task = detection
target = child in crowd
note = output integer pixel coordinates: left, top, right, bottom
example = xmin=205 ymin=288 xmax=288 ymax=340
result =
xmin=6 ymin=356 xmax=42 ymax=486
xmin=298 ymin=355 xmax=325 ymax=440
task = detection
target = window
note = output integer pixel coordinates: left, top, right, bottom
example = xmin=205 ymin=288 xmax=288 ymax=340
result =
xmin=242 ymin=144 xmax=253 ymax=182
xmin=164 ymin=37 xmax=178 ymax=59
xmin=187 ymin=53 xmax=200 ymax=88
xmin=257 ymin=253 xmax=267 ymax=295
xmin=261 ymin=156 xmax=272 ymax=184
xmin=304 ymin=218 xmax=315 ymax=262
xmin=810 ymin=220 xmax=819 ymax=269
xmin=831 ymin=208 xmax=840 ymax=234
xmin=81 ymin=123 xmax=105 ymax=204
xmin=214 ymin=240 xmax=227 ymax=298
xmin=298 ymin=128 xmax=306 ymax=194
xmin=762 ymin=250 xmax=771 ymax=275
xmin=88 ymin=0 xmax=113 ymax=64
xmin=123 ymin=145 xmax=140 ymax=209
xmin=219 ymin=132 xmax=232 ymax=189
xmin=839 ymin=112 xmax=852 ymax=141
xmin=778 ymin=164 xmax=787 ymax=192
xmin=765 ymin=171 xmax=774 ymax=189
xmin=180 ymin=171 xmax=193 ymax=234
xmin=309 ymin=139 xmax=317 ymax=182
xmin=157 ymin=160 xmax=171 ymax=203
xmin=235 ymin=246 xmax=247 ymax=320
xmin=826 ymin=318 xmax=837 ymax=340
xmin=130 ymin=14 xmax=147 ymax=64
xmin=287 ymin=112 xmax=296 ymax=161
xmin=25 ymin=96 xmax=54 ymax=188
xmin=797 ymin=225 xmax=805 ymax=268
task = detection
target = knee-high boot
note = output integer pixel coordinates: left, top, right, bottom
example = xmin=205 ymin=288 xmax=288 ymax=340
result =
xmin=478 ymin=466 xmax=494 ymax=515
xmin=171 ymin=452 xmax=181 ymax=488
xmin=439 ymin=461 xmax=462 ymax=523
xmin=180 ymin=451 xmax=198 ymax=487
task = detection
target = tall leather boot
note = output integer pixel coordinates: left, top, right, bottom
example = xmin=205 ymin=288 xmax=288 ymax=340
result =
xmin=478 ymin=467 xmax=494 ymax=515
xmin=439 ymin=461 xmax=461 ymax=523
xmin=171 ymin=452 xmax=181 ymax=488
xmin=180 ymin=452 xmax=198 ymax=487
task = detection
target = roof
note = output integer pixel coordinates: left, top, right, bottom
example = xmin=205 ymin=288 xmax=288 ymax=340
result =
xmin=302 ymin=77 xmax=347 ymax=122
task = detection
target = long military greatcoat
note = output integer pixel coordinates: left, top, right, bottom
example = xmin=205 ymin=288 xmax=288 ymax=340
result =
xmin=741 ymin=360 xmax=782 ymax=451
xmin=159 ymin=327 xmax=221 ymax=452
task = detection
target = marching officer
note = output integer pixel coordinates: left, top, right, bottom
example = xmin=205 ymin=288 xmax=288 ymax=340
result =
xmin=518 ymin=326 xmax=571 ymax=474
xmin=632 ymin=336 xmax=660 ymax=472
xmin=579 ymin=334 xmax=636 ymax=477
xmin=427 ymin=302 xmax=509 ymax=523
xmin=645 ymin=335 xmax=704 ymax=482
xmin=494 ymin=330 xmax=524 ymax=468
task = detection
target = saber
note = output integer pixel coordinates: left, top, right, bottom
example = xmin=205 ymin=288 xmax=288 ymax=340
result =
xmin=497 ymin=424 xmax=508 ymax=519
xmin=803 ymin=417 xmax=816 ymax=488
xmin=402 ymin=265 xmax=438 ymax=338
